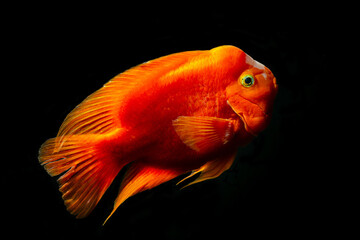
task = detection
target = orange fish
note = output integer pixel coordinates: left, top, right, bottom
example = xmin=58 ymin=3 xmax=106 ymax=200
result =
xmin=39 ymin=45 xmax=277 ymax=224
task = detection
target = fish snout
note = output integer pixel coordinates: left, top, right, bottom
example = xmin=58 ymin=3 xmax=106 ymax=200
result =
xmin=264 ymin=67 xmax=278 ymax=92
xmin=272 ymin=76 xmax=278 ymax=93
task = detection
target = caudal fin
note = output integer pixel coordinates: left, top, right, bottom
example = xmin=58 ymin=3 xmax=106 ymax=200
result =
xmin=38 ymin=134 xmax=124 ymax=218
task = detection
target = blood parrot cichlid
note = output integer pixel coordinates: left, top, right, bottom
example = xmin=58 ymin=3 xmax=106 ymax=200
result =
xmin=39 ymin=45 xmax=278 ymax=223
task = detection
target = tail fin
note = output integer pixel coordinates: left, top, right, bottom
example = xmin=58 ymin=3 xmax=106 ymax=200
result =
xmin=38 ymin=134 xmax=124 ymax=219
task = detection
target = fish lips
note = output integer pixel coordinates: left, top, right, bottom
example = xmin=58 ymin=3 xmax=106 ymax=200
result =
xmin=227 ymin=99 xmax=271 ymax=136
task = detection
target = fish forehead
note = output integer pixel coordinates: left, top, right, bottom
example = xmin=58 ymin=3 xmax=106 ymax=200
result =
xmin=245 ymin=54 xmax=265 ymax=70
xmin=245 ymin=54 xmax=269 ymax=80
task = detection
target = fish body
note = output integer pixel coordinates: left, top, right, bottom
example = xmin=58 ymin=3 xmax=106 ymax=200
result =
xmin=39 ymin=45 xmax=277 ymax=223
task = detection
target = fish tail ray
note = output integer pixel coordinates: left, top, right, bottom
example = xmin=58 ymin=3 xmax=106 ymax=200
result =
xmin=38 ymin=133 xmax=126 ymax=219
xmin=103 ymin=163 xmax=184 ymax=224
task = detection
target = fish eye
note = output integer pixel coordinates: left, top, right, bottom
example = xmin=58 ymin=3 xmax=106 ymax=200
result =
xmin=240 ymin=74 xmax=255 ymax=88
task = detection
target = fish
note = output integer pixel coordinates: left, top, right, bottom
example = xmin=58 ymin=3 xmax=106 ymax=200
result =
xmin=38 ymin=45 xmax=278 ymax=224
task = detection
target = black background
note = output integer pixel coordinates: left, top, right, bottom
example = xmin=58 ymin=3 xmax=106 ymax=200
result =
xmin=4 ymin=5 xmax=337 ymax=239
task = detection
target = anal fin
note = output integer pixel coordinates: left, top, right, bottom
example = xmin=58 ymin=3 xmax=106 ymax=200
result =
xmin=177 ymin=153 xmax=236 ymax=189
xmin=104 ymin=163 xmax=183 ymax=224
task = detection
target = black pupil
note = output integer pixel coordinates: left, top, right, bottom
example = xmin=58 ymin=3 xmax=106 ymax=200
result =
xmin=244 ymin=77 xmax=252 ymax=84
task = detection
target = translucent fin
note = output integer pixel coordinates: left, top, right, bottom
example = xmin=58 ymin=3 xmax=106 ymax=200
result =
xmin=39 ymin=134 xmax=125 ymax=218
xmin=177 ymin=153 xmax=236 ymax=189
xmin=103 ymin=163 xmax=183 ymax=224
xmin=172 ymin=116 xmax=234 ymax=153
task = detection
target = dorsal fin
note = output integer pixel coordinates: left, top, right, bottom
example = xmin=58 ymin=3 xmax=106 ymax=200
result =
xmin=56 ymin=50 xmax=204 ymax=148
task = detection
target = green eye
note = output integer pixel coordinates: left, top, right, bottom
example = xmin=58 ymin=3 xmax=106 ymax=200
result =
xmin=241 ymin=74 xmax=255 ymax=87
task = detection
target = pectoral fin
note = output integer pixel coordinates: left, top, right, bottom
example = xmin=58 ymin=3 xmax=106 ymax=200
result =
xmin=177 ymin=153 xmax=236 ymax=189
xmin=172 ymin=116 xmax=234 ymax=153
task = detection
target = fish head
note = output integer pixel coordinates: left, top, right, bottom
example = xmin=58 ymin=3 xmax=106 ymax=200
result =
xmin=226 ymin=53 xmax=278 ymax=136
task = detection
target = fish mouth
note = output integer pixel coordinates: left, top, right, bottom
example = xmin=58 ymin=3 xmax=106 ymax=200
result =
xmin=226 ymin=99 xmax=270 ymax=137
xmin=235 ymin=112 xmax=258 ymax=137
xmin=226 ymin=100 xmax=257 ymax=137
